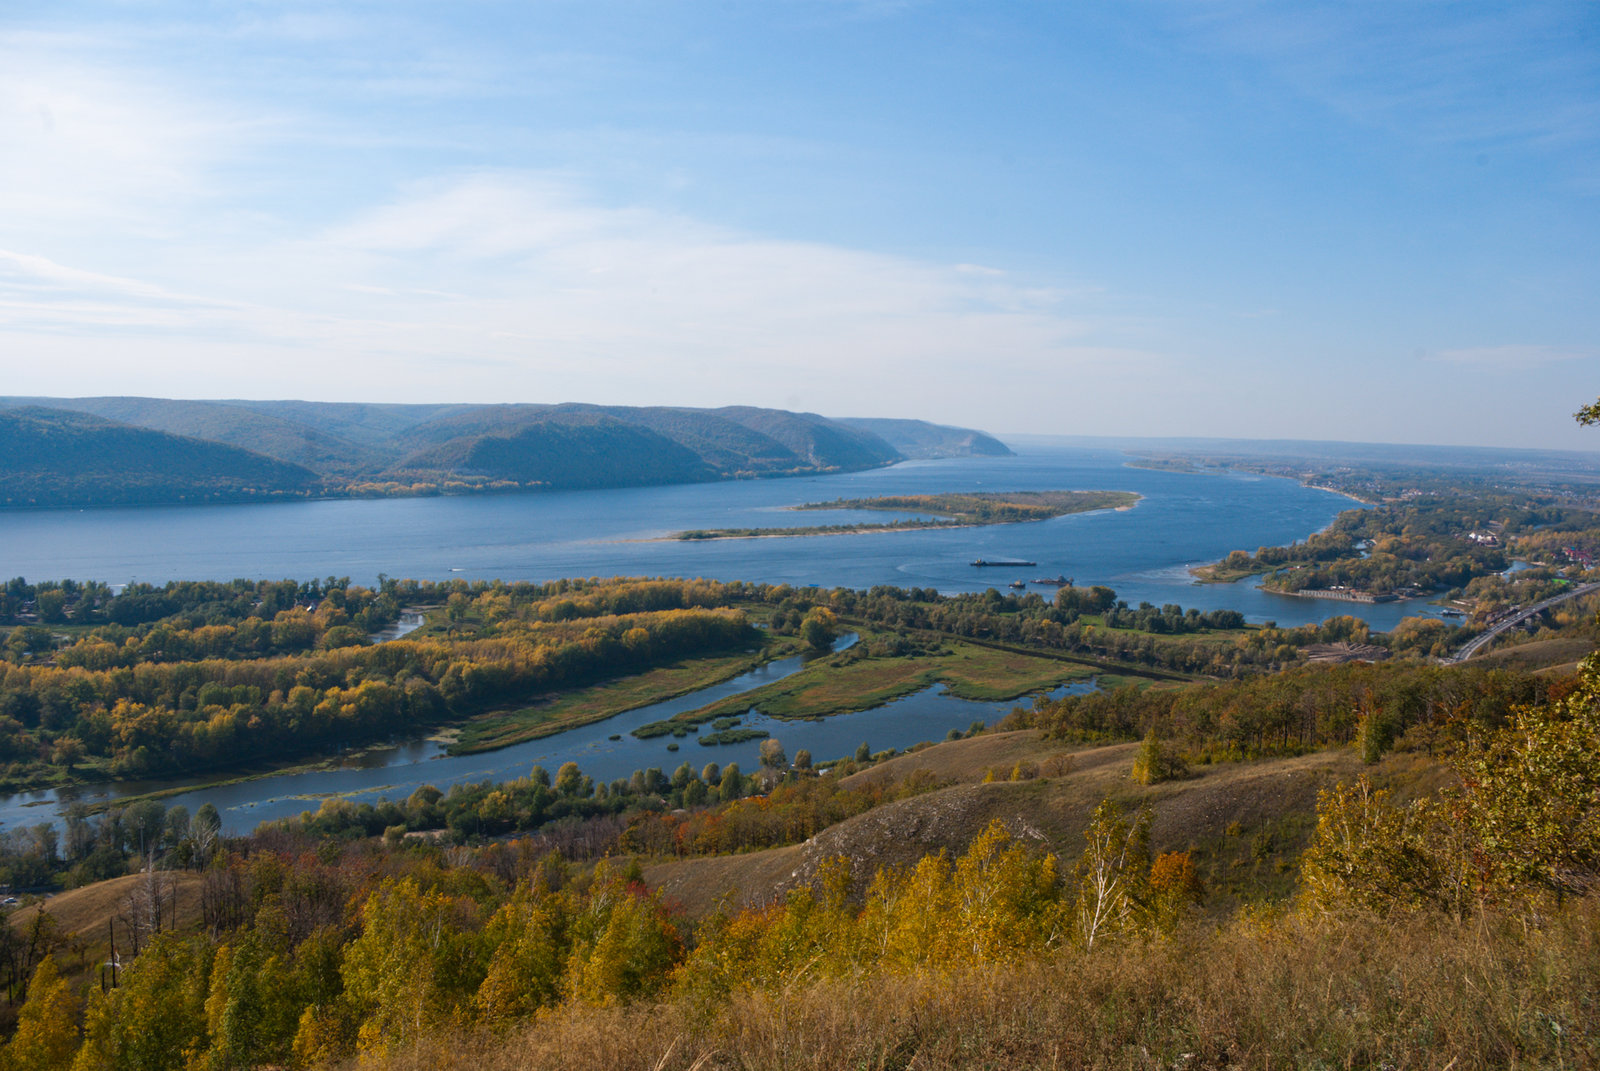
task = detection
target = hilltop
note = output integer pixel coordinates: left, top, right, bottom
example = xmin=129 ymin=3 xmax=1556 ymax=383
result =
xmin=0 ymin=397 xmax=1010 ymax=508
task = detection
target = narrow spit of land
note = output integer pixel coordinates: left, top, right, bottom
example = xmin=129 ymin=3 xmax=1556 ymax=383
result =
xmin=671 ymin=490 xmax=1139 ymax=541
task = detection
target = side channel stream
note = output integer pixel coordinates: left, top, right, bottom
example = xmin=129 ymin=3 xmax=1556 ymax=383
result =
xmin=0 ymin=634 xmax=1096 ymax=835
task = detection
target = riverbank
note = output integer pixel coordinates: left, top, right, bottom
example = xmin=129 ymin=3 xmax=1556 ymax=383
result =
xmin=447 ymin=643 xmax=801 ymax=754
xmin=636 ymin=635 xmax=1101 ymax=735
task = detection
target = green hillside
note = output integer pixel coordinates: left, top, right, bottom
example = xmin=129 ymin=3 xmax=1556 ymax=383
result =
xmin=0 ymin=397 xmax=1012 ymax=508
xmin=716 ymin=404 xmax=903 ymax=470
xmin=0 ymin=407 xmax=320 ymax=508
xmin=397 ymin=411 xmax=719 ymax=488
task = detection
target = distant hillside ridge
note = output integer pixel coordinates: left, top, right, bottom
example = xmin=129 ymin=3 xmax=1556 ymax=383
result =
xmin=397 ymin=411 xmax=719 ymax=489
xmin=0 ymin=397 xmax=1011 ymax=508
xmin=840 ymin=417 xmax=1013 ymax=458
xmin=0 ymin=407 xmax=321 ymax=508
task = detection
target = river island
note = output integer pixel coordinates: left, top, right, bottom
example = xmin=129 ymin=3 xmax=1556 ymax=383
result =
xmin=671 ymin=489 xmax=1139 ymax=541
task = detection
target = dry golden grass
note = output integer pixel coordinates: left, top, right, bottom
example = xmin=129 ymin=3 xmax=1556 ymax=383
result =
xmin=836 ymin=729 xmax=1091 ymax=790
xmin=645 ymin=737 xmax=1379 ymax=917
xmin=10 ymin=870 xmax=206 ymax=940
xmin=9 ymin=869 xmax=208 ymax=985
xmin=345 ymin=896 xmax=1600 ymax=1071
xmin=1476 ymin=636 xmax=1596 ymax=672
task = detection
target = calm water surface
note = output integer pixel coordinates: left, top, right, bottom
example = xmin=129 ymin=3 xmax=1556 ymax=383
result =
xmin=0 ymin=442 xmax=1435 ymax=833
xmin=2 ymin=637 xmax=1092 ymax=834
xmin=2 ymin=442 xmax=1414 ymax=626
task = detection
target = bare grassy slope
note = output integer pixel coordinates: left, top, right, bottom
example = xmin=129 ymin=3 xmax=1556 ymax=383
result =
xmin=836 ymin=729 xmax=1091 ymax=790
xmin=11 ymin=871 xmax=206 ymax=955
xmin=646 ymin=732 xmax=1377 ymax=916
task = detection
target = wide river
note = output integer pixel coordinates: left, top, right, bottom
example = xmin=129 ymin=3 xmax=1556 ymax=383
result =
xmin=0 ymin=440 xmax=1439 ymax=833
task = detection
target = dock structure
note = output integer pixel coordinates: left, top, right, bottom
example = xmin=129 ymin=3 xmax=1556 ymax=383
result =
xmin=1291 ymin=587 xmax=1397 ymax=603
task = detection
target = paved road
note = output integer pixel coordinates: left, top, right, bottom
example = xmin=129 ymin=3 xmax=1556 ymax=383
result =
xmin=1443 ymin=581 xmax=1600 ymax=664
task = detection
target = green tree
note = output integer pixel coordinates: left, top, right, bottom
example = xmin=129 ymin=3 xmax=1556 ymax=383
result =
xmin=475 ymin=886 xmax=571 ymax=1023
xmin=74 ymin=933 xmax=211 ymax=1071
xmin=202 ymin=932 xmax=302 ymax=1071
xmin=564 ymin=867 xmax=681 ymax=1005
xmin=1129 ymin=727 xmax=1186 ymax=784
xmin=1459 ymin=660 xmax=1600 ymax=899
xmin=554 ymin=761 xmax=583 ymax=796
xmin=1298 ymin=777 xmax=1438 ymax=916
xmin=340 ymin=879 xmax=487 ymax=1057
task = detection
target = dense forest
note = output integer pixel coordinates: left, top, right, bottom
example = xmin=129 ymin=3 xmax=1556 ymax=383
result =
xmin=0 ymin=577 xmax=757 ymax=786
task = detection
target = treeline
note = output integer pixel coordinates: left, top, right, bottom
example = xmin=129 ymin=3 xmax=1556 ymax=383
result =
xmin=796 ymin=490 xmax=1137 ymax=523
xmin=1010 ymin=659 xmax=1552 ymax=759
xmin=0 ymin=578 xmax=760 ymax=787
xmin=268 ymin=731 xmax=952 ymax=851
xmin=0 ymin=804 xmax=1200 ymax=1069
xmin=836 ymin=584 xmax=1325 ymax=676
xmin=1 ymin=575 xmax=744 ymax=634
xmin=0 ymin=798 xmax=221 ymax=899
xmin=271 ymin=756 xmax=767 ymax=845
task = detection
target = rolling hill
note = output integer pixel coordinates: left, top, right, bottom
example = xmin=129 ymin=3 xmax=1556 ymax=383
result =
xmin=0 ymin=407 xmax=322 ymax=508
xmin=0 ymin=397 xmax=1011 ymax=508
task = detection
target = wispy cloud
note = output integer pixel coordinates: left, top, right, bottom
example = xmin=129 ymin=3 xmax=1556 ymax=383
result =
xmin=1169 ymin=2 xmax=1600 ymax=162
xmin=0 ymin=170 xmax=1160 ymax=421
xmin=1428 ymin=345 xmax=1594 ymax=370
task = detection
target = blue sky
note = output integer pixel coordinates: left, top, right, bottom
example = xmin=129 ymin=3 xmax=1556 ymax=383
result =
xmin=2 ymin=1 xmax=1597 ymax=449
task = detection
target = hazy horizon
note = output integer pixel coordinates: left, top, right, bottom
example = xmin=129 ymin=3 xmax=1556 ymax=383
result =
xmin=2 ymin=3 xmax=1596 ymax=451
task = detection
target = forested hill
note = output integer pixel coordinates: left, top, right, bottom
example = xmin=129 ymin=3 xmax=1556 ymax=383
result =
xmin=0 ymin=397 xmax=1008 ymax=507
xmin=0 ymin=407 xmax=321 ymax=508
xmin=840 ymin=416 xmax=1013 ymax=458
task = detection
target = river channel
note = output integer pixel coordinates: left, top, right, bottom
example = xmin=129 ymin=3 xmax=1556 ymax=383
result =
xmin=0 ymin=440 xmax=1441 ymax=833
xmin=1 ymin=635 xmax=1094 ymax=835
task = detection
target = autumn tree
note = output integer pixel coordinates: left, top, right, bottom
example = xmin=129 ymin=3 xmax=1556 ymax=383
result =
xmin=1072 ymin=799 xmax=1150 ymax=949
xmin=564 ymin=865 xmax=681 ymax=1005
xmin=339 ymin=879 xmax=487 ymax=1056
xmin=74 ymin=933 xmax=211 ymax=1071
xmin=1130 ymin=727 xmax=1186 ymax=784
xmin=758 ymin=737 xmax=787 ymax=770
xmin=1298 ymin=777 xmax=1438 ymax=916
xmin=474 ymin=885 xmax=571 ymax=1023
xmin=799 ymin=607 xmax=839 ymax=652
xmin=2 ymin=956 xmax=77 ymax=1071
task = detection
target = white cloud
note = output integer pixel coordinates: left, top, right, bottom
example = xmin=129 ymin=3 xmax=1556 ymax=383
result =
xmin=0 ymin=37 xmax=247 ymax=239
xmin=0 ymin=168 xmax=1161 ymax=427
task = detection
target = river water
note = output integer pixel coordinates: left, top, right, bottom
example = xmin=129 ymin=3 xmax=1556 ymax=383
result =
xmin=0 ymin=440 xmax=1437 ymax=833
xmin=2 ymin=441 xmax=1426 ymax=626
xmin=2 ymin=637 xmax=1092 ymax=834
